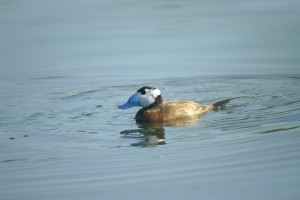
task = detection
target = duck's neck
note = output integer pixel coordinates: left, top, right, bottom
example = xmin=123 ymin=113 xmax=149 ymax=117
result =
xmin=144 ymin=95 xmax=163 ymax=109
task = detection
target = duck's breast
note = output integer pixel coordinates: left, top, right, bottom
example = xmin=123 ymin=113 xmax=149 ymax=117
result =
xmin=135 ymin=107 xmax=163 ymax=122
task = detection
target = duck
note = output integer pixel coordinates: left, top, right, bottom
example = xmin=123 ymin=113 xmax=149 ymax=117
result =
xmin=118 ymin=86 xmax=231 ymax=122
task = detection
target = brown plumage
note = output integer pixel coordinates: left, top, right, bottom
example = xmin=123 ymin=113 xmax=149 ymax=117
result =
xmin=135 ymin=100 xmax=213 ymax=122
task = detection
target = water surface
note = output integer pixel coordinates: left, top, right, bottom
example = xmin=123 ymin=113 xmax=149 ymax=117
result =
xmin=1 ymin=75 xmax=300 ymax=200
xmin=1 ymin=0 xmax=300 ymax=200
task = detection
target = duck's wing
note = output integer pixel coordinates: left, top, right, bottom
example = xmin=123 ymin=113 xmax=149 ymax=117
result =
xmin=162 ymin=100 xmax=213 ymax=120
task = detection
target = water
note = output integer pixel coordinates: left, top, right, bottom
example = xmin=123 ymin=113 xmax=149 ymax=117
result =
xmin=1 ymin=0 xmax=300 ymax=200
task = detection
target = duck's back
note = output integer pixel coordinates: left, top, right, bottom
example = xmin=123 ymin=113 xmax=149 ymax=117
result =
xmin=135 ymin=100 xmax=213 ymax=122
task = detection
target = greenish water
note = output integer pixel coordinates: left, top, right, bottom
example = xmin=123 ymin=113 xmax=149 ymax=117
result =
xmin=1 ymin=1 xmax=300 ymax=200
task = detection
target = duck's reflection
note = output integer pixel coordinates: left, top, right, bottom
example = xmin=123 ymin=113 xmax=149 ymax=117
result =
xmin=120 ymin=118 xmax=200 ymax=147
xmin=120 ymin=122 xmax=165 ymax=147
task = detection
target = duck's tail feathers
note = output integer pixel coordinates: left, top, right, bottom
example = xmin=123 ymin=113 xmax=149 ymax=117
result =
xmin=212 ymin=98 xmax=233 ymax=110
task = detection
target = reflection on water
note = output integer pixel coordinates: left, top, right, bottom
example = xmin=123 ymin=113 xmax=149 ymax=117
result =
xmin=121 ymin=122 xmax=166 ymax=147
xmin=120 ymin=118 xmax=203 ymax=146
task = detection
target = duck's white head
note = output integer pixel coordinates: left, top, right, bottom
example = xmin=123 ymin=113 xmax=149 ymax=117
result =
xmin=118 ymin=86 xmax=161 ymax=109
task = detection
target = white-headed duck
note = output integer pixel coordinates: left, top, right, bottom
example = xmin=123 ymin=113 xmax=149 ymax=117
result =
xmin=118 ymin=86 xmax=231 ymax=122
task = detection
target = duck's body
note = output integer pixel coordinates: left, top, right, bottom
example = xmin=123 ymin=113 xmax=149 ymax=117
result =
xmin=135 ymin=100 xmax=213 ymax=122
xmin=118 ymin=86 xmax=230 ymax=122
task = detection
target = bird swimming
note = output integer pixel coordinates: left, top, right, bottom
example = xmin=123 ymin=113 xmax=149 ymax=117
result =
xmin=118 ymin=86 xmax=231 ymax=122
